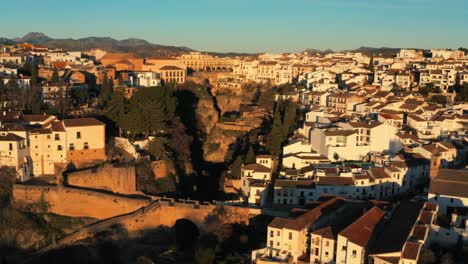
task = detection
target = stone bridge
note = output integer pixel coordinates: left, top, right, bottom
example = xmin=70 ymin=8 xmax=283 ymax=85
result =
xmin=12 ymin=184 xmax=261 ymax=255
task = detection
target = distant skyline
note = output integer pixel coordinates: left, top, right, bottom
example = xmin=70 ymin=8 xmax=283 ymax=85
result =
xmin=1 ymin=0 xmax=467 ymax=53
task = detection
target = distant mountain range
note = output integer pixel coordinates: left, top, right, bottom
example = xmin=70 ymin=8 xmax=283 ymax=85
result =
xmin=304 ymin=47 xmax=401 ymax=57
xmin=1 ymin=32 xmax=193 ymax=57
xmin=1 ymin=32 xmax=431 ymax=58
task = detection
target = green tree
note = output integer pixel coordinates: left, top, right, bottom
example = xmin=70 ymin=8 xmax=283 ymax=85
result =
xmin=119 ymin=108 xmax=149 ymax=140
xmin=440 ymin=252 xmax=454 ymax=264
xmin=419 ymin=83 xmax=440 ymax=97
xmin=135 ymin=256 xmax=153 ymax=264
xmin=333 ymin=152 xmax=340 ymax=162
xmin=70 ymin=87 xmax=88 ymax=106
xmin=231 ymin=155 xmax=243 ymax=178
xmin=99 ymin=72 xmax=113 ymax=107
xmin=368 ymin=56 xmax=374 ymax=72
xmin=0 ymin=167 xmax=16 ymax=208
xmin=282 ymin=100 xmax=297 ymax=136
xmin=129 ymin=86 xmax=176 ymax=134
xmin=244 ymin=146 xmax=256 ymax=164
xmin=430 ymin=95 xmax=447 ymax=105
xmin=194 ymin=246 xmax=216 ymax=264
xmin=0 ymin=81 xmax=6 ymax=111
xmin=265 ymin=104 xmax=284 ymax=155
xmin=455 ymin=83 xmax=468 ymax=101
xmin=148 ymin=137 xmax=171 ymax=160
xmin=51 ymin=68 xmax=60 ymax=85
xmin=418 ymin=248 xmax=436 ymax=264
xmin=257 ymin=88 xmax=276 ymax=113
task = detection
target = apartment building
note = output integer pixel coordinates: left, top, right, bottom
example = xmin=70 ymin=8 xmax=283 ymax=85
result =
xmin=336 ymin=207 xmax=385 ymax=264
xmin=157 ymin=65 xmax=186 ymax=84
xmin=327 ymin=93 xmax=364 ymax=113
xmin=309 ymin=121 xmax=398 ymax=161
xmin=419 ymin=69 xmax=457 ymax=92
xmin=253 ymin=197 xmax=350 ymax=263
xmin=128 ymin=71 xmax=161 ymax=87
xmin=240 ymin=155 xmax=274 ymax=206
xmin=178 ymin=51 xmax=237 ymax=71
xmin=0 ymin=130 xmax=31 ymax=181
xmin=0 ymin=114 xmax=106 ymax=178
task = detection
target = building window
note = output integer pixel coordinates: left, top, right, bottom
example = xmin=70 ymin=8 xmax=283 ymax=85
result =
xmin=84 ymin=142 xmax=89 ymax=149
xmin=270 ymin=231 xmax=274 ymax=238
xmin=69 ymin=143 xmax=75 ymax=150
xmin=9 ymin=143 xmax=13 ymax=151
xmin=76 ymin=132 xmax=81 ymax=139
xmin=289 ymin=232 xmax=292 ymax=240
xmin=55 ymin=134 xmax=60 ymax=140
xmin=352 ymin=250 xmax=357 ymax=257
xmin=58 ymin=145 xmax=62 ymax=151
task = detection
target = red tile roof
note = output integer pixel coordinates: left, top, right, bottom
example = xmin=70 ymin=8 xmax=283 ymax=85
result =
xmin=63 ymin=118 xmax=104 ymax=127
xmin=339 ymin=206 xmax=385 ymax=247
xmin=401 ymin=242 xmax=421 ymax=260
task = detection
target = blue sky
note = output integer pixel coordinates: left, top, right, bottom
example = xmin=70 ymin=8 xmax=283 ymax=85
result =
xmin=0 ymin=0 xmax=467 ymax=53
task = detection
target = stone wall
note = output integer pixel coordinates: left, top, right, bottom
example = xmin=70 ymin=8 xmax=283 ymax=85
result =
xmin=66 ymin=163 xmax=136 ymax=194
xmin=67 ymin=148 xmax=106 ymax=168
xmin=35 ymin=198 xmax=261 ymax=253
xmin=13 ymin=184 xmax=150 ymax=219
xmin=215 ymin=122 xmax=255 ymax=132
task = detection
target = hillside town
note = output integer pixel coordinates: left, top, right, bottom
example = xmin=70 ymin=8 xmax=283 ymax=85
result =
xmin=0 ymin=36 xmax=468 ymax=264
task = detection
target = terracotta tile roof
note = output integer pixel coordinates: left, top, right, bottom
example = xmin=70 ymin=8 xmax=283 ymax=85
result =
xmin=429 ymin=169 xmax=468 ymax=198
xmin=63 ymin=118 xmax=104 ymax=127
xmin=418 ymin=211 xmax=434 ymax=225
xmin=30 ymin=127 xmax=52 ymax=134
xmin=51 ymin=121 xmax=66 ymax=132
xmin=368 ymin=167 xmax=391 ymax=180
xmin=268 ymin=217 xmax=289 ymax=229
xmin=312 ymin=226 xmax=334 ymax=239
xmin=411 ymin=225 xmax=428 ymax=241
xmin=242 ymin=163 xmax=271 ymax=173
xmin=348 ymin=121 xmax=382 ymax=129
xmin=283 ymin=197 xmax=346 ymax=231
xmin=0 ymin=123 xmax=25 ymax=132
xmin=23 ymin=114 xmax=54 ymax=123
xmin=101 ymin=52 xmax=139 ymax=60
xmin=423 ymin=202 xmax=437 ymax=212
xmin=0 ymin=133 xmax=25 ymax=141
xmin=256 ymin=154 xmax=272 ymax=159
xmin=275 ymin=179 xmax=315 ymax=189
xmin=159 ymin=65 xmax=184 ymax=71
xmin=339 ymin=206 xmax=385 ymax=247
xmin=374 ymin=256 xmax=399 ymax=264
xmin=401 ymin=242 xmax=421 ymax=260
xmin=317 ymin=176 xmax=354 ymax=186
xmin=324 ymin=129 xmax=355 ymax=136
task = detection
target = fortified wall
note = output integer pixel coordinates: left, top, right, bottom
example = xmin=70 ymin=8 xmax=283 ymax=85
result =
xmin=13 ymin=184 xmax=150 ymax=219
xmin=65 ymin=163 xmax=136 ymax=194
xmin=36 ymin=198 xmax=261 ymax=252
xmin=215 ymin=122 xmax=255 ymax=132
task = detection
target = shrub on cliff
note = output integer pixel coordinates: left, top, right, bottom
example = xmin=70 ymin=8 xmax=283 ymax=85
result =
xmin=0 ymin=167 xmax=16 ymax=207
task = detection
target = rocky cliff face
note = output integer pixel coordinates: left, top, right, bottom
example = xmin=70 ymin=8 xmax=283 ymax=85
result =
xmin=203 ymin=127 xmax=244 ymax=163
xmin=196 ymin=98 xmax=219 ymax=134
xmin=187 ymin=84 xmax=263 ymax=164
xmin=216 ymin=95 xmax=244 ymax=115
